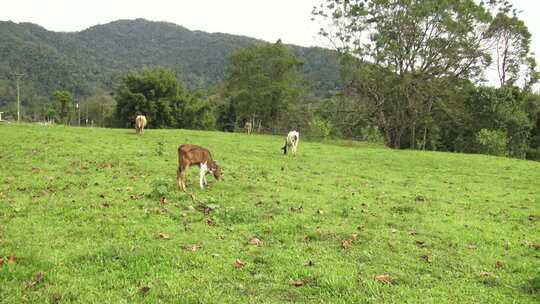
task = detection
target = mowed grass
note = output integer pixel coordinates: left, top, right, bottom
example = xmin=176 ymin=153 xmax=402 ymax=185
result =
xmin=0 ymin=123 xmax=539 ymax=304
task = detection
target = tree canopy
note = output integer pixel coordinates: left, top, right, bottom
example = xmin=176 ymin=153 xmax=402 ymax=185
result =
xmin=223 ymin=41 xmax=306 ymax=131
xmin=114 ymin=67 xmax=215 ymax=129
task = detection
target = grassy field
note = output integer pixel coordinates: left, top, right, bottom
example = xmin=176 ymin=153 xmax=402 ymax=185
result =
xmin=0 ymin=123 xmax=539 ymax=303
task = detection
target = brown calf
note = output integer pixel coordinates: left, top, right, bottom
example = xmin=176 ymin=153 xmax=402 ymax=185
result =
xmin=244 ymin=121 xmax=253 ymax=135
xmin=177 ymin=144 xmax=221 ymax=190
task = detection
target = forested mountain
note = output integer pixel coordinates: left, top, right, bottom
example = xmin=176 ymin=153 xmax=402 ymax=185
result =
xmin=0 ymin=18 xmax=340 ymax=105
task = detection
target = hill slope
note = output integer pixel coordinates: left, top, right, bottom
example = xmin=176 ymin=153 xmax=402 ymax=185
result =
xmin=0 ymin=19 xmax=341 ymax=104
xmin=0 ymin=124 xmax=539 ymax=303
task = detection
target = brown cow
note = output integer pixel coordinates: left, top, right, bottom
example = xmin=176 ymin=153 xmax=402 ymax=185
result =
xmin=135 ymin=115 xmax=147 ymax=135
xmin=177 ymin=144 xmax=221 ymax=190
xmin=244 ymin=121 xmax=253 ymax=135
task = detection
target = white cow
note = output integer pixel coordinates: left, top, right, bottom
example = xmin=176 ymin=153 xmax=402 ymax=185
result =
xmin=135 ymin=115 xmax=147 ymax=135
xmin=282 ymin=130 xmax=299 ymax=155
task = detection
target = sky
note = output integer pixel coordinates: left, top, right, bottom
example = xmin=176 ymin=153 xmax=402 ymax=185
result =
xmin=0 ymin=0 xmax=327 ymax=47
xmin=1 ymin=0 xmax=539 ymax=85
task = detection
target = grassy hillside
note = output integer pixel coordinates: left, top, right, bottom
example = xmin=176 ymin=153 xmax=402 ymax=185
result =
xmin=0 ymin=19 xmax=340 ymax=102
xmin=0 ymin=124 xmax=539 ymax=303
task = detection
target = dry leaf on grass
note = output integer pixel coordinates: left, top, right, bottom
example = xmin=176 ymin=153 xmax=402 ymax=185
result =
xmin=157 ymin=233 xmax=170 ymax=240
xmin=98 ymin=162 xmax=113 ymax=169
xmin=415 ymin=240 xmax=427 ymax=248
xmin=7 ymin=256 xmax=17 ymax=264
xmin=248 ymin=238 xmax=263 ymax=246
xmin=0 ymin=257 xmax=4 ymax=266
xmin=233 ymin=259 xmax=245 ymax=268
xmin=206 ymin=218 xmax=216 ymax=226
xmin=290 ymin=206 xmax=303 ymax=213
xmin=479 ymin=271 xmax=494 ymax=277
xmin=421 ymin=254 xmax=433 ymax=263
xmin=304 ymin=260 xmax=315 ymax=267
xmin=290 ymin=280 xmax=305 ymax=287
xmin=374 ymin=273 xmax=394 ymax=284
xmin=26 ymin=271 xmax=44 ymax=289
xmin=523 ymin=240 xmax=540 ymax=250
xmin=341 ymin=239 xmax=352 ymax=249
xmin=138 ymin=285 xmax=150 ymax=294
xmin=182 ymin=244 xmax=199 ymax=252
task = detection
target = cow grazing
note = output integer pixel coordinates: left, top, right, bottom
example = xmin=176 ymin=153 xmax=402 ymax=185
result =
xmin=177 ymin=144 xmax=221 ymax=190
xmin=282 ymin=130 xmax=299 ymax=155
xmin=135 ymin=115 xmax=147 ymax=135
xmin=244 ymin=121 xmax=253 ymax=135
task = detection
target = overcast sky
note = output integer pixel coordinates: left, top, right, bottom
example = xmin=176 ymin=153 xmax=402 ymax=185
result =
xmin=1 ymin=0 xmax=539 ymax=85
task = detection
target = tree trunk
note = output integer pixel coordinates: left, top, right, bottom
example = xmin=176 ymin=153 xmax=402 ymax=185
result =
xmin=421 ymin=127 xmax=428 ymax=150
xmin=410 ymin=121 xmax=416 ymax=149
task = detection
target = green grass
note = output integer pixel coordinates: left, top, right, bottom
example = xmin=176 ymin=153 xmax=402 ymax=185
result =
xmin=0 ymin=123 xmax=539 ymax=303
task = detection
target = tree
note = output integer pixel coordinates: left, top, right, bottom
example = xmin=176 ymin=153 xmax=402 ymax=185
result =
xmin=80 ymin=93 xmax=116 ymax=127
xmin=114 ymin=66 xmax=216 ymax=129
xmin=52 ymin=90 xmax=73 ymax=124
xmin=465 ymin=85 xmax=534 ymax=158
xmin=114 ymin=67 xmax=180 ymax=128
xmin=224 ymin=41 xmax=305 ymax=132
xmin=313 ymin=0 xmax=493 ymax=148
xmin=216 ymin=100 xmax=237 ymax=132
xmin=483 ymin=1 xmax=539 ymax=89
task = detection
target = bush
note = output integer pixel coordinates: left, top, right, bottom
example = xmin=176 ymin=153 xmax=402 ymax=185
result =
xmin=475 ymin=129 xmax=507 ymax=157
xmin=526 ymin=147 xmax=540 ymax=161
xmin=360 ymin=126 xmax=385 ymax=144
xmin=309 ymin=117 xmax=332 ymax=139
xmin=155 ymin=141 xmax=166 ymax=156
xmin=150 ymin=178 xmax=170 ymax=200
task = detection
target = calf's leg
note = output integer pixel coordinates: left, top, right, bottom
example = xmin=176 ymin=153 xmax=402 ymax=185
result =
xmin=199 ymin=163 xmax=209 ymax=189
xmin=176 ymin=166 xmax=184 ymax=188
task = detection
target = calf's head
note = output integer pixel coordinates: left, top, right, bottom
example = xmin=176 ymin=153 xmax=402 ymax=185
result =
xmin=207 ymin=161 xmax=221 ymax=180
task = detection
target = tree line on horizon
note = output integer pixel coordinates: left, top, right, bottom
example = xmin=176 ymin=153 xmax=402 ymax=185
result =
xmin=2 ymin=0 xmax=540 ymax=160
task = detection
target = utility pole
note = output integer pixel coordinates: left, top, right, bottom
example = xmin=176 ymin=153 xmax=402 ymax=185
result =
xmin=13 ymin=73 xmax=24 ymax=122
xmin=76 ymin=102 xmax=80 ymax=126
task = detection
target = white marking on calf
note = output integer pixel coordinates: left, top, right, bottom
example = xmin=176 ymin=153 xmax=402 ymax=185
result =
xmin=199 ymin=162 xmax=209 ymax=189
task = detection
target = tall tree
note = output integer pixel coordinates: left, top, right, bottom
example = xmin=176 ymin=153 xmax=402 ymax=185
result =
xmin=224 ymin=41 xmax=305 ymax=132
xmin=114 ymin=67 xmax=180 ymax=128
xmin=52 ymin=90 xmax=73 ymax=124
xmin=484 ymin=1 xmax=538 ymax=88
xmin=313 ymin=0 xmax=493 ymax=148
xmin=80 ymin=93 xmax=116 ymax=127
xmin=114 ymin=66 xmax=216 ymax=129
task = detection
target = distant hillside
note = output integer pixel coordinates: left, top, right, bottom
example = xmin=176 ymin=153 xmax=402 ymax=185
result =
xmin=0 ymin=19 xmax=341 ymax=105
